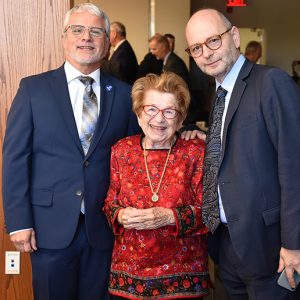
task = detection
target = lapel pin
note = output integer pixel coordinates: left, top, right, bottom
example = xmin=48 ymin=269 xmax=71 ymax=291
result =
xmin=106 ymin=85 xmax=112 ymax=91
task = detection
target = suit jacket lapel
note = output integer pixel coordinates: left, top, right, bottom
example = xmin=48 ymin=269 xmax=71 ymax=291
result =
xmin=86 ymin=72 xmax=115 ymax=158
xmin=50 ymin=65 xmax=84 ymax=155
xmin=220 ymin=60 xmax=253 ymax=164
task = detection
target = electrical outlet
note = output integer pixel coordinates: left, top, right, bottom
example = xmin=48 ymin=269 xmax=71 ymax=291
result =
xmin=5 ymin=251 xmax=20 ymax=274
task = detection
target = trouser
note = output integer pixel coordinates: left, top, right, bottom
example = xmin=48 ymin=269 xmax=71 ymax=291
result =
xmin=31 ymin=214 xmax=112 ymax=300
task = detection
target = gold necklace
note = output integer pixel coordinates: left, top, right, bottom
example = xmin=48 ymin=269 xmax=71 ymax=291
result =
xmin=143 ymin=140 xmax=172 ymax=202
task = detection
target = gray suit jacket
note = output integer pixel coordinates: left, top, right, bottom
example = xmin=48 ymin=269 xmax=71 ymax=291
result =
xmin=210 ymin=59 xmax=300 ymax=276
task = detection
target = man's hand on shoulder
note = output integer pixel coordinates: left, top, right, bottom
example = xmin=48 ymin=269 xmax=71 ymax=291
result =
xmin=179 ymin=124 xmax=206 ymax=141
xmin=181 ymin=129 xmax=206 ymax=141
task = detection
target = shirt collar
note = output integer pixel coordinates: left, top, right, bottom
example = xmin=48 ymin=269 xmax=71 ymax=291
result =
xmin=163 ymin=51 xmax=171 ymax=65
xmin=64 ymin=61 xmax=101 ymax=85
xmin=113 ymin=39 xmax=126 ymax=51
xmin=216 ymin=54 xmax=246 ymax=93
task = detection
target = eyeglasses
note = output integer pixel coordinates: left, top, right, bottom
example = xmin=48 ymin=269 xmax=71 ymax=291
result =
xmin=64 ymin=25 xmax=107 ymax=38
xmin=185 ymin=27 xmax=232 ymax=58
xmin=143 ymin=105 xmax=179 ymax=119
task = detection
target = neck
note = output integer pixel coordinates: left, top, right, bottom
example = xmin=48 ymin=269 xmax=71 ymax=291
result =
xmin=144 ymin=136 xmax=175 ymax=149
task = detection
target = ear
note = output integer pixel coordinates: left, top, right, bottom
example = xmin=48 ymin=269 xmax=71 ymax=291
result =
xmin=177 ymin=120 xmax=183 ymax=131
xmin=231 ymin=26 xmax=240 ymax=49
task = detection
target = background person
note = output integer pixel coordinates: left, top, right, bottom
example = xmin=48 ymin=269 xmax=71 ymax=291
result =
xmin=2 ymin=3 xmax=140 ymax=300
xmin=103 ymin=72 xmax=209 ymax=300
xmin=149 ymin=33 xmax=190 ymax=85
xmin=185 ymin=8 xmax=300 ymax=299
xmin=102 ymin=21 xmax=138 ymax=85
xmin=165 ymin=33 xmax=175 ymax=52
xmin=244 ymin=40 xmax=262 ymax=63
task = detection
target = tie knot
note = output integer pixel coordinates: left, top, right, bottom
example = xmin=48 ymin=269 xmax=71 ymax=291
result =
xmin=79 ymin=76 xmax=94 ymax=86
xmin=217 ymin=86 xmax=228 ymax=99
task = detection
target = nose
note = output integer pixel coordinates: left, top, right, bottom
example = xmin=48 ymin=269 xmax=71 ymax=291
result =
xmin=81 ymin=28 xmax=92 ymax=40
xmin=153 ymin=110 xmax=165 ymax=122
xmin=202 ymin=44 xmax=213 ymax=58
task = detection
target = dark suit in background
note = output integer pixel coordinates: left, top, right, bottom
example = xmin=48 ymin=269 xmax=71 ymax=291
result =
xmin=103 ymin=40 xmax=138 ymax=85
xmin=138 ymin=52 xmax=163 ymax=77
xmin=186 ymin=8 xmax=300 ymax=299
xmin=2 ymin=4 xmax=140 ymax=300
xmin=103 ymin=21 xmax=138 ymax=85
xmin=164 ymin=51 xmax=190 ymax=86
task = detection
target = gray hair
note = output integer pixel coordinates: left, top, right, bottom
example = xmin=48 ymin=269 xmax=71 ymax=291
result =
xmin=111 ymin=21 xmax=126 ymax=38
xmin=63 ymin=3 xmax=110 ymax=37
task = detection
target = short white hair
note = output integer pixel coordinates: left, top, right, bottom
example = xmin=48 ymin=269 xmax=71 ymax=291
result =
xmin=63 ymin=3 xmax=110 ymax=37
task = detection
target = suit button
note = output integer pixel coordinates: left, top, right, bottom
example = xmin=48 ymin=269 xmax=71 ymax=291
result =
xmin=84 ymin=161 xmax=89 ymax=167
xmin=76 ymin=190 xmax=82 ymax=197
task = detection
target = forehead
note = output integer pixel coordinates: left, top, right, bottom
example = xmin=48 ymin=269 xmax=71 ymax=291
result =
xmin=68 ymin=11 xmax=103 ymax=27
xmin=186 ymin=11 xmax=225 ymax=45
xmin=144 ymin=90 xmax=177 ymax=107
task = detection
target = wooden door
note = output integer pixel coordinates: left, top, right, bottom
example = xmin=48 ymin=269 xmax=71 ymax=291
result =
xmin=0 ymin=1 xmax=70 ymax=299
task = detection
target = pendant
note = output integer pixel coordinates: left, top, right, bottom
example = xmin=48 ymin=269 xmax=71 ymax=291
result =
xmin=152 ymin=194 xmax=159 ymax=202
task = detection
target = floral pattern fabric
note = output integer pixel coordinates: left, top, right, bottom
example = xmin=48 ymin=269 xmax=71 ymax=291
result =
xmin=103 ymin=134 xmax=209 ymax=299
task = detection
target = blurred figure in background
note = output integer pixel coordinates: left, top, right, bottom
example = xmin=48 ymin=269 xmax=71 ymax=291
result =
xmin=244 ymin=40 xmax=262 ymax=63
xmin=149 ymin=33 xmax=190 ymax=85
xmin=292 ymin=60 xmax=300 ymax=86
xmin=102 ymin=21 xmax=138 ymax=85
xmin=165 ymin=33 xmax=175 ymax=52
xmin=138 ymin=51 xmax=163 ymax=77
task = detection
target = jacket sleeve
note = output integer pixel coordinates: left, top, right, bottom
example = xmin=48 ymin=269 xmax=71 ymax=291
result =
xmin=261 ymin=68 xmax=300 ymax=249
xmin=2 ymin=78 xmax=34 ymax=233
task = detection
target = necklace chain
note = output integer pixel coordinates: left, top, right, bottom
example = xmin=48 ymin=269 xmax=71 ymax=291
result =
xmin=143 ymin=140 xmax=172 ymax=202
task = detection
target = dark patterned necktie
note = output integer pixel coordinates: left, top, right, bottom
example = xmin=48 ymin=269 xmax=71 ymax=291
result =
xmin=78 ymin=76 xmax=98 ymax=155
xmin=202 ymin=86 xmax=228 ymax=233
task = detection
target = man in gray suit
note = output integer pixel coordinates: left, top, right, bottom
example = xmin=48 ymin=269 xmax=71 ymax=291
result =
xmin=186 ymin=8 xmax=300 ymax=299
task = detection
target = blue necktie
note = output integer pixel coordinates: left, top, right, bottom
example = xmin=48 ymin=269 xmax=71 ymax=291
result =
xmin=78 ymin=76 xmax=98 ymax=155
xmin=202 ymin=86 xmax=227 ymax=233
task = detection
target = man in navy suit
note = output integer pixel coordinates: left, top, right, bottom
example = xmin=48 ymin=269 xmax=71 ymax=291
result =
xmin=2 ymin=3 xmax=139 ymax=300
xmin=102 ymin=21 xmax=138 ymax=85
xmin=186 ymin=8 xmax=300 ymax=299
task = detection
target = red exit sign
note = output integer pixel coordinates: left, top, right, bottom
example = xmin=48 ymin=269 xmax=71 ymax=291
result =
xmin=227 ymin=0 xmax=247 ymax=7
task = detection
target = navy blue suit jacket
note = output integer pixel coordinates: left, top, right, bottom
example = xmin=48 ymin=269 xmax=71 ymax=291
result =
xmin=2 ymin=64 xmax=140 ymax=250
xmin=210 ymin=59 xmax=300 ymax=276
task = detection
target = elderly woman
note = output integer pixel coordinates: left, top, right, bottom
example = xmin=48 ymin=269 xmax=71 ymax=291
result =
xmin=103 ymin=72 xmax=208 ymax=299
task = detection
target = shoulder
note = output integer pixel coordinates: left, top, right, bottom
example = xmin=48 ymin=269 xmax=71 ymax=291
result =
xmin=16 ymin=66 xmax=64 ymax=93
xmin=246 ymin=64 xmax=299 ymax=95
xmin=20 ymin=66 xmax=62 ymax=84
xmin=112 ymin=135 xmax=140 ymax=152
xmin=175 ymin=137 xmax=205 ymax=157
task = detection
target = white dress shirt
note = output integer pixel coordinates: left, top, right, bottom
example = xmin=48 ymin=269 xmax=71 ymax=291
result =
xmin=64 ymin=61 xmax=101 ymax=137
xmin=215 ymin=54 xmax=246 ymax=223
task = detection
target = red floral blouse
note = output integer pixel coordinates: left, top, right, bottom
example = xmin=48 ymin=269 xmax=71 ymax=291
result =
xmin=103 ymin=134 xmax=209 ymax=299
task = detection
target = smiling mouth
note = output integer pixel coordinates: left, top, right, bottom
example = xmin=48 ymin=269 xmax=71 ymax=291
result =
xmin=150 ymin=124 xmax=167 ymax=131
xmin=77 ymin=46 xmax=95 ymax=50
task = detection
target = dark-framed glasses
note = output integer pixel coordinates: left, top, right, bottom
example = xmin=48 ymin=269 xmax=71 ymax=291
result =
xmin=185 ymin=27 xmax=232 ymax=58
xmin=64 ymin=25 xmax=106 ymax=38
xmin=143 ymin=105 xmax=179 ymax=119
